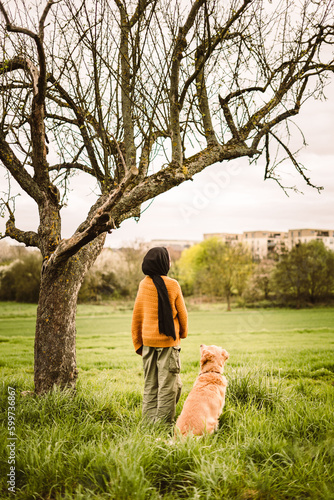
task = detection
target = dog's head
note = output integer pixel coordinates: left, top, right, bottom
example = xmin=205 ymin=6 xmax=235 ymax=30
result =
xmin=200 ymin=344 xmax=229 ymax=374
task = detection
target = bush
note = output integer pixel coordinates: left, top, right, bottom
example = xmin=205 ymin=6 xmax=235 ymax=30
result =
xmin=78 ymin=269 xmax=129 ymax=302
xmin=0 ymin=252 xmax=42 ymax=303
xmin=78 ymin=245 xmax=146 ymax=302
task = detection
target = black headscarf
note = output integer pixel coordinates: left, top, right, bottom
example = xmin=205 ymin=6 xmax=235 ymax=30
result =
xmin=142 ymin=247 xmax=176 ymax=340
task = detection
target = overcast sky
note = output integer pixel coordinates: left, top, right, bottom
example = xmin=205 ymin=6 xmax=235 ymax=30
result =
xmin=1 ymin=59 xmax=333 ymax=250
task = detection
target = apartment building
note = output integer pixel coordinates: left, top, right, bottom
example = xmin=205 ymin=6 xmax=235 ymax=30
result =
xmin=288 ymin=229 xmax=334 ymax=251
xmin=204 ymin=230 xmax=288 ymax=259
xmin=147 ymin=229 xmax=334 ymax=260
xmin=204 ymin=228 xmax=334 ymax=259
xmin=243 ymin=231 xmax=288 ymax=260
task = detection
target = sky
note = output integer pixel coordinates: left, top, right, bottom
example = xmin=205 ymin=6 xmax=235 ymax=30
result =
xmin=1 ymin=77 xmax=333 ymax=249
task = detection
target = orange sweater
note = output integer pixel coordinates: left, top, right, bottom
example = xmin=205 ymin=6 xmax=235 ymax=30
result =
xmin=131 ymin=276 xmax=188 ymax=352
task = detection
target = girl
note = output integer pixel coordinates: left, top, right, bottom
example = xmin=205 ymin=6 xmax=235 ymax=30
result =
xmin=131 ymin=247 xmax=188 ymax=424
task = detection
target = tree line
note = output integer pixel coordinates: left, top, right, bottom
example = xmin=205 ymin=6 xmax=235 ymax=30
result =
xmin=1 ymin=238 xmax=334 ymax=308
xmin=174 ymin=238 xmax=334 ymax=308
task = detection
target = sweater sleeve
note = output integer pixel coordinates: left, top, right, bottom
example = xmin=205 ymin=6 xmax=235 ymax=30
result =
xmin=131 ymin=288 xmax=143 ymax=353
xmin=175 ymin=283 xmax=188 ymax=339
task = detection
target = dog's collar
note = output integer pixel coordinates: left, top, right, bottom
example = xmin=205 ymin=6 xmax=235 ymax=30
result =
xmin=199 ymin=370 xmax=222 ymax=376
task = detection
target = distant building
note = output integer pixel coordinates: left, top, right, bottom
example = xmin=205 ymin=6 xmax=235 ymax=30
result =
xmin=288 ymin=229 xmax=334 ymax=251
xmin=203 ymin=232 xmax=241 ymax=244
xmin=243 ymin=231 xmax=288 ymax=260
xmin=204 ymin=230 xmax=288 ymax=259
xmin=134 ymin=229 xmax=334 ymax=261
xmin=147 ymin=239 xmax=200 ymax=259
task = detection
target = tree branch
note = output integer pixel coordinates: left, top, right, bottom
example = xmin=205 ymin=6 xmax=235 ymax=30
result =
xmin=46 ymin=137 xmax=259 ymax=264
xmin=47 ymin=166 xmax=138 ymax=265
xmin=112 ymin=139 xmax=258 ymax=222
xmin=129 ymin=0 xmax=156 ymax=27
xmin=266 ymin=130 xmax=323 ymax=192
xmin=48 ymin=162 xmax=95 ymax=176
xmin=0 ymin=197 xmax=39 ymax=247
xmin=251 ymin=78 xmax=309 ymax=151
xmin=5 ymin=216 xmax=40 ymax=248
xmin=0 ymin=56 xmax=39 ymax=94
xmin=170 ymin=0 xmax=207 ymax=166
xmin=0 ymin=1 xmax=37 ymax=40
xmin=0 ymin=131 xmax=43 ymax=203
xmin=195 ymin=46 xmax=218 ymax=147
xmin=116 ymin=2 xmax=138 ymax=175
xmin=179 ymin=0 xmax=253 ymax=108
xmin=39 ymin=0 xmax=56 ymax=42
xmin=218 ymin=94 xmax=242 ymax=140
xmin=47 ymin=74 xmax=105 ymax=183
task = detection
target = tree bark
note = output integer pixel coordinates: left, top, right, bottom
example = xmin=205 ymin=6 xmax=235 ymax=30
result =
xmin=34 ymin=234 xmax=106 ymax=394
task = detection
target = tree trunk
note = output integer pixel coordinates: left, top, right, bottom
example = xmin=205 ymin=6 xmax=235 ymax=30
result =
xmin=226 ymin=293 xmax=231 ymax=312
xmin=34 ymin=234 xmax=106 ymax=394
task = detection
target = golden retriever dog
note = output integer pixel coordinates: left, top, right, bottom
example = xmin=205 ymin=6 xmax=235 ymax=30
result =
xmin=175 ymin=344 xmax=229 ymax=436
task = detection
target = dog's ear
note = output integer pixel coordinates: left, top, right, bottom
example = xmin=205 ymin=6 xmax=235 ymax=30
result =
xmin=221 ymin=349 xmax=229 ymax=361
xmin=200 ymin=346 xmax=213 ymax=364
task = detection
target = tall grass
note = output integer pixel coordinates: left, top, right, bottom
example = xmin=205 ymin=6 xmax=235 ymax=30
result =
xmin=1 ymin=305 xmax=334 ymax=499
xmin=1 ymin=367 xmax=333 ymax=500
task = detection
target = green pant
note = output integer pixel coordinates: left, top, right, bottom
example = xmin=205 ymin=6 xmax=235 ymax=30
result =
xmin=142 ymin=345 xmax=182 ymax=424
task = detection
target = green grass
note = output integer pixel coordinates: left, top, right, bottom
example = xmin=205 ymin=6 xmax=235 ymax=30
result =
xmin=0 ymin=302 xmax=334 ymax=499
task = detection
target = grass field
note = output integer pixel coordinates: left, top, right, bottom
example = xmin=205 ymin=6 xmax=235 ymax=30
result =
xmin=0 ymin=302 xmax=334 ymax=499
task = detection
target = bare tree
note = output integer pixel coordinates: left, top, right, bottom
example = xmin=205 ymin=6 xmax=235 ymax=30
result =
xmin=0 ymin=0 xmax=333 ymax=393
